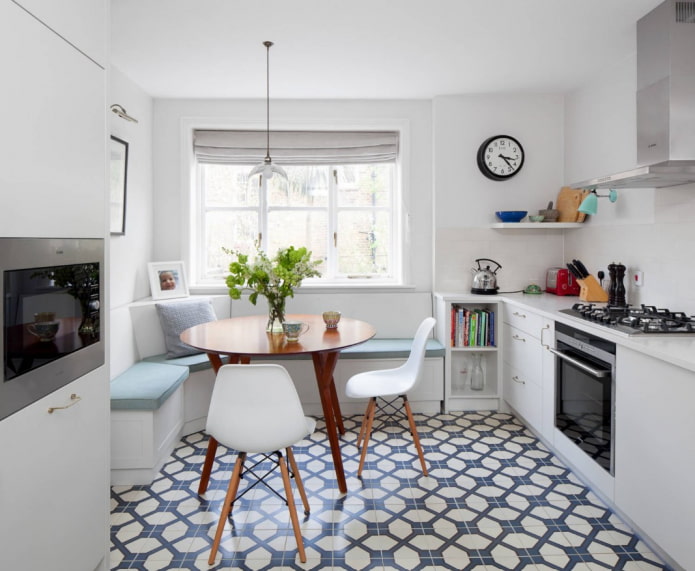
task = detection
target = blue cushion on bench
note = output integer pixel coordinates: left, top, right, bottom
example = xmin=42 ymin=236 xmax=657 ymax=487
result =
xmin=141 ymin=338 xmax=445 ymax=368
xmin=110 ymin=362 xmax=189 ymax=411
xmin=142 ymin=352 xmax=219 ymax=372
xmin=340 ymin=338 xmax=446 ymax=359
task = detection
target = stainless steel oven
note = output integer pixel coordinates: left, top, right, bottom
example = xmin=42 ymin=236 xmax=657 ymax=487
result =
xmin=551 ymin=322 xmax=616 ymax=475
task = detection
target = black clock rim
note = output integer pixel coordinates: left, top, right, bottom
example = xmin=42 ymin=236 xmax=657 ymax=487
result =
xmin=476 ymin=135 xmax=525 ymax=180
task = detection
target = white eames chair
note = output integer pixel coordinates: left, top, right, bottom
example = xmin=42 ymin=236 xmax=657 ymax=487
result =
xmin=345 ymin=317 xmax=436 ymax=477
xmin=201 ymin=364 xmax=316 ymax=565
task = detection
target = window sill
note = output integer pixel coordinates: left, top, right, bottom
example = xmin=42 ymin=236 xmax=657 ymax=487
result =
xmin=190 ymin=283 xmax=418 ymax=296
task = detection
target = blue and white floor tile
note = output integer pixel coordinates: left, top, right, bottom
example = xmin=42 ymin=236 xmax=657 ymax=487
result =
xmin=110 ymin=411 xmax=671 ymax=570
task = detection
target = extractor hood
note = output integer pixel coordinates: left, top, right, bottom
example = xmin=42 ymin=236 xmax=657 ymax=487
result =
xmin=571 ymin=0 xmax=695 ymax=190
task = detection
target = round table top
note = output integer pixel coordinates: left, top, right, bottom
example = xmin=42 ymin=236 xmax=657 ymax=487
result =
xmin=180 ymin=314 xmax=376 ymax=356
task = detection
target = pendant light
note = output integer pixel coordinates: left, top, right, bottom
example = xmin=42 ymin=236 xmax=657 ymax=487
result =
xmin=578 ymin=189 xmax=618 ymax=215
xmin=248 ymin=41 xmax=287 ymax=182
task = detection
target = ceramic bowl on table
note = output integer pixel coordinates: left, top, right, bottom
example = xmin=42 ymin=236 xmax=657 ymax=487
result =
xmin=529 ymin=215 xmax=545 ymax=222
xmin=495 ymin=210 xmax=528 ymax=223
xmin=322 ymin=311 xmax=341 ymax=329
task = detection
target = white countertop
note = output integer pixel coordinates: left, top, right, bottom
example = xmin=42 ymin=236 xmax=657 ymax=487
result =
xmin=435 ymin=291 xmax=695 ymax=373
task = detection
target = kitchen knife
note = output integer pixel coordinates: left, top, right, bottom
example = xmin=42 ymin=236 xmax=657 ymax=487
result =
xmin=573 ymin=259 xmax=590 ymax=278
xmin=566 ymin=262 xmax=583 ymax=280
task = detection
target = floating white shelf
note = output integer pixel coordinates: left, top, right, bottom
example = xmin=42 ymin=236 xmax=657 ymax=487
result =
xmin=490 ymin=222 xmax=586 ymax=229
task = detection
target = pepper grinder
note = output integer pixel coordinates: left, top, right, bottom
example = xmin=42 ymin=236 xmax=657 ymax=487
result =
xmin=607 ymin=263 xmax=617 ymax=305
xmin=615 ymin=263 xmax=626 ymax=306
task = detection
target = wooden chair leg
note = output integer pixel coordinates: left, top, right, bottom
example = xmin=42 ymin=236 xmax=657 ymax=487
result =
xmin=198 ymin=436 xmax=219 ymax=495
xmin=286 ymin=447 xmax=310 ymax=516
xmin=357 ymin=397 xmax=377 ymax=477
xmin=402 ymin=396 xmax=428 ymax=476
xmin=279 ymin=454 xmax=307 ymax=563
xmin=356 ymin=397 xmax=376 ymax=449
xmin=208 ymin=452 xmax=246 ymax=565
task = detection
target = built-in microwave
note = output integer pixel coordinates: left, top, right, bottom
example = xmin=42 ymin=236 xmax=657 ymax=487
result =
xmin=1 ymin=237 xmax=104 ymax=421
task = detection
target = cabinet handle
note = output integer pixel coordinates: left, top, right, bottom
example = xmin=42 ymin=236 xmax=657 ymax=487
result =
xmin=512 ymin=334 xmax=526 ymax=342
xmin=513 ymin=311 xmax=526 ymax=318
xmin=47 ymin=393 xmax=81 ymax=414
xmin=540 ymin=324 xmax=551 ymax=350
xmin=512 ymin=376 xmax=525 ymax=384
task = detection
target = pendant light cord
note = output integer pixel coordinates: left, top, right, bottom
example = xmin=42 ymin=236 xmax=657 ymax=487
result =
xmin=264 ymin=41 xmax=272 ymax=162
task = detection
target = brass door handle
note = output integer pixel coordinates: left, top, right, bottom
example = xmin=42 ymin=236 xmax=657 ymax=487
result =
xmin=48 ymin=393 xmax=81 ymax=414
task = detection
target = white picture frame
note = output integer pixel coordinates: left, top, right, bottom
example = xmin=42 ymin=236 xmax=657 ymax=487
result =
xmin=148 ymin=261 xmax=189 ymax=300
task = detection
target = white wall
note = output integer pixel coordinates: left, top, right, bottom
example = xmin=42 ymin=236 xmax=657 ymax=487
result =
xmin=563 ymin=47 xmax=695 ymax=314
xmin=433 ymin=94 xmax=567 ymax=292
xmin=109 ymin=66 xmax=155 ymax=375
xmin=152 ymin=98 xmax=433 ymax=292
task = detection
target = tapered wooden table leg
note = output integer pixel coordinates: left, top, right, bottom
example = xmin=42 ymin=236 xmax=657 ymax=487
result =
xmin=312 ymin=351 xmax=347 ymax=494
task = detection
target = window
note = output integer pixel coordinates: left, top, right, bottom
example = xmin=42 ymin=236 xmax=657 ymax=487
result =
xmin=193 ymin=130 xmax=401 ymax=286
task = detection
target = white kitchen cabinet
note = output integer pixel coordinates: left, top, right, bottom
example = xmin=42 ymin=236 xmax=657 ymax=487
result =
xmin=0 ymin=2 xmax=109 ymax=570
xmin=435 ymin=293 xmax=501 ymax=411
xmin=0 ymin=1 xmax=106 ymax=239
xmin=615 ymin=346 xmax=695 ymax=571
xmin=0 ymin=369 xmax=109 ymax=571
xmin=501 ymin=302 xmax=555 ymax=440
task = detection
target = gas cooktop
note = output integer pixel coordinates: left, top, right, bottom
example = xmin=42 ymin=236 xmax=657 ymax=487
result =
xmin=559 ymin=303 xmax=695 ymax=336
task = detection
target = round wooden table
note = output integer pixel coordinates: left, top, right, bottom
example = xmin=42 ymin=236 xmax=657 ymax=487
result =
xmin=181 ymin=314 xmax=376 ymax=494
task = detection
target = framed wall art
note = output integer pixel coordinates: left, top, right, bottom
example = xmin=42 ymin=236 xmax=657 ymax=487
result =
xmin=147 ymin=261 xmax=190 ymax=300
xmin=109 ymin=136 xmax=129 ymax=235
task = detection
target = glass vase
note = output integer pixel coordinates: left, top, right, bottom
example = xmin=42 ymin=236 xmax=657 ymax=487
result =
xmin=266 ymin=297 xmax=286 ymax=333
xmin=470 ymin=353 xmax=485 ymax=391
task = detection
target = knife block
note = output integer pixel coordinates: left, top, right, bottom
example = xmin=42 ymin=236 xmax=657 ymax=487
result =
xmin=577 ymin=275 xmax=609 ymax=303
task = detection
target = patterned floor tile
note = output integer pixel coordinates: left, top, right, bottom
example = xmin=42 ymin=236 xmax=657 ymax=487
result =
xmin=110 ymin=411 xmax=672 ymax=571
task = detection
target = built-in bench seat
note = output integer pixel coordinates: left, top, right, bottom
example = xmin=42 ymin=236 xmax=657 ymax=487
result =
xmin=110 ymin=292 xmax=445 ymax=484
xmin=110 ymin=362 xmax=190 ymax=485
xmin=142 ymin=338 xmax=445 ymax=366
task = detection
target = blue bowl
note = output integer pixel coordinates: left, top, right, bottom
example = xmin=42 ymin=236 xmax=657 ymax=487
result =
xmin=495 ymin=210 xmax=528 ymax=223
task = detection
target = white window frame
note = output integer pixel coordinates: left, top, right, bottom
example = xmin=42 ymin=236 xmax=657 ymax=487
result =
xmin=180 ymin=118 xmax=410 ymax=293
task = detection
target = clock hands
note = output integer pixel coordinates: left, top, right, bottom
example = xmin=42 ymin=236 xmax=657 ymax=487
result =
xmin=498 ymin=154 xmax=518 ymax=168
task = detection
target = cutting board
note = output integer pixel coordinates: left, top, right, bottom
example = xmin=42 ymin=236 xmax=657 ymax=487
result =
xmin=556 ymin=187 xmax=590 ymax=222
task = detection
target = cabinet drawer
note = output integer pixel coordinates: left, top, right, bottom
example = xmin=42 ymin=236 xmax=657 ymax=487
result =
xmin=503 ymin=304 xmax=544 ymax=337
xmin=503 ymin=326 xmax=543 ymax=387
xmin=502 ymin=360 xmax=542 ymax=431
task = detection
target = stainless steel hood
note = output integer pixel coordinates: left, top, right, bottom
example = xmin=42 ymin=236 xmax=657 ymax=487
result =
xmin=572 ymin=0 xmax=695 ymax=190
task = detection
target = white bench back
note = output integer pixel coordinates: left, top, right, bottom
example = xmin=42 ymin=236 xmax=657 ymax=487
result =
xmin=231 ymin=292 xmax=434 ymax=338
xmin=127 ymin=291 xmax=434 ymax=361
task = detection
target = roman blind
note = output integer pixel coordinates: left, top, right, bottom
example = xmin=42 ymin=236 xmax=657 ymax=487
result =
xmin=193 ymin=130 xmax=399 ymax=165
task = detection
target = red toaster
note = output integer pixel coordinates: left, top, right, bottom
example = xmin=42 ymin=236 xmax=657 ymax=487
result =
xmin=546 ymin=267 xmax=580 ymax=296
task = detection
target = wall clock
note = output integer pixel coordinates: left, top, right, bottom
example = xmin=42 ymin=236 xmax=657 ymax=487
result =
xmin=476 ymin=135 xmax=525 ymax=181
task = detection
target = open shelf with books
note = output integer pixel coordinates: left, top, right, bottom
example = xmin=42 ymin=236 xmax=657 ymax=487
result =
xmin=434 ymin=293 xmax=502 ymax=412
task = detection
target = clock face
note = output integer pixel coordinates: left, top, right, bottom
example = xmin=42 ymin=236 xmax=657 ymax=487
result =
xmin=477 ymin=135 xmax=525 ymax=180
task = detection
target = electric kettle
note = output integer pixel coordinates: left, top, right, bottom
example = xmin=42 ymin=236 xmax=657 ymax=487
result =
xmin=471 ymin=258 xmax=502 ymax=295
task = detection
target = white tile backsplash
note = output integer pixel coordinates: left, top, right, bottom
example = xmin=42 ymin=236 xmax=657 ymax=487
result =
xmin=436 ymin=184 xmax=695 ymax=316
xmin=436 ymin=227 xmax=565 ymax=293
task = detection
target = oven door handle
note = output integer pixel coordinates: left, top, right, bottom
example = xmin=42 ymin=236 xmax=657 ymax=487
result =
xmin=549 ymin=348 xmax=611 ymax=378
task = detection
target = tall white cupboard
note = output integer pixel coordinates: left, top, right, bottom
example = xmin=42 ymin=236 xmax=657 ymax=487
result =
xmin=0 ymin=2 xmax=109 ymax=570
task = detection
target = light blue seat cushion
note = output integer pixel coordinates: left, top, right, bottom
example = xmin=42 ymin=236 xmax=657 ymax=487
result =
xmin=141 ymin=339 xmax=445 ymax=368
xmin=110 ymin=362 xmax=189 ymax=411
xmin=340 ymin=338 xmax=446 ymax=359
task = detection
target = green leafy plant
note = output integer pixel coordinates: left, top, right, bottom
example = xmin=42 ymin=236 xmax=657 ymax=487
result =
xmin=223 ymin=244 xmax=322 ymax=329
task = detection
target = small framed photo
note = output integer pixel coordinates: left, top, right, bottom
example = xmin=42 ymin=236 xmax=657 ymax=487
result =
xmin=109 ymin=136 xmax=129 ymax=235
xmin=148 ymin=261 xmax=189 ymax=300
